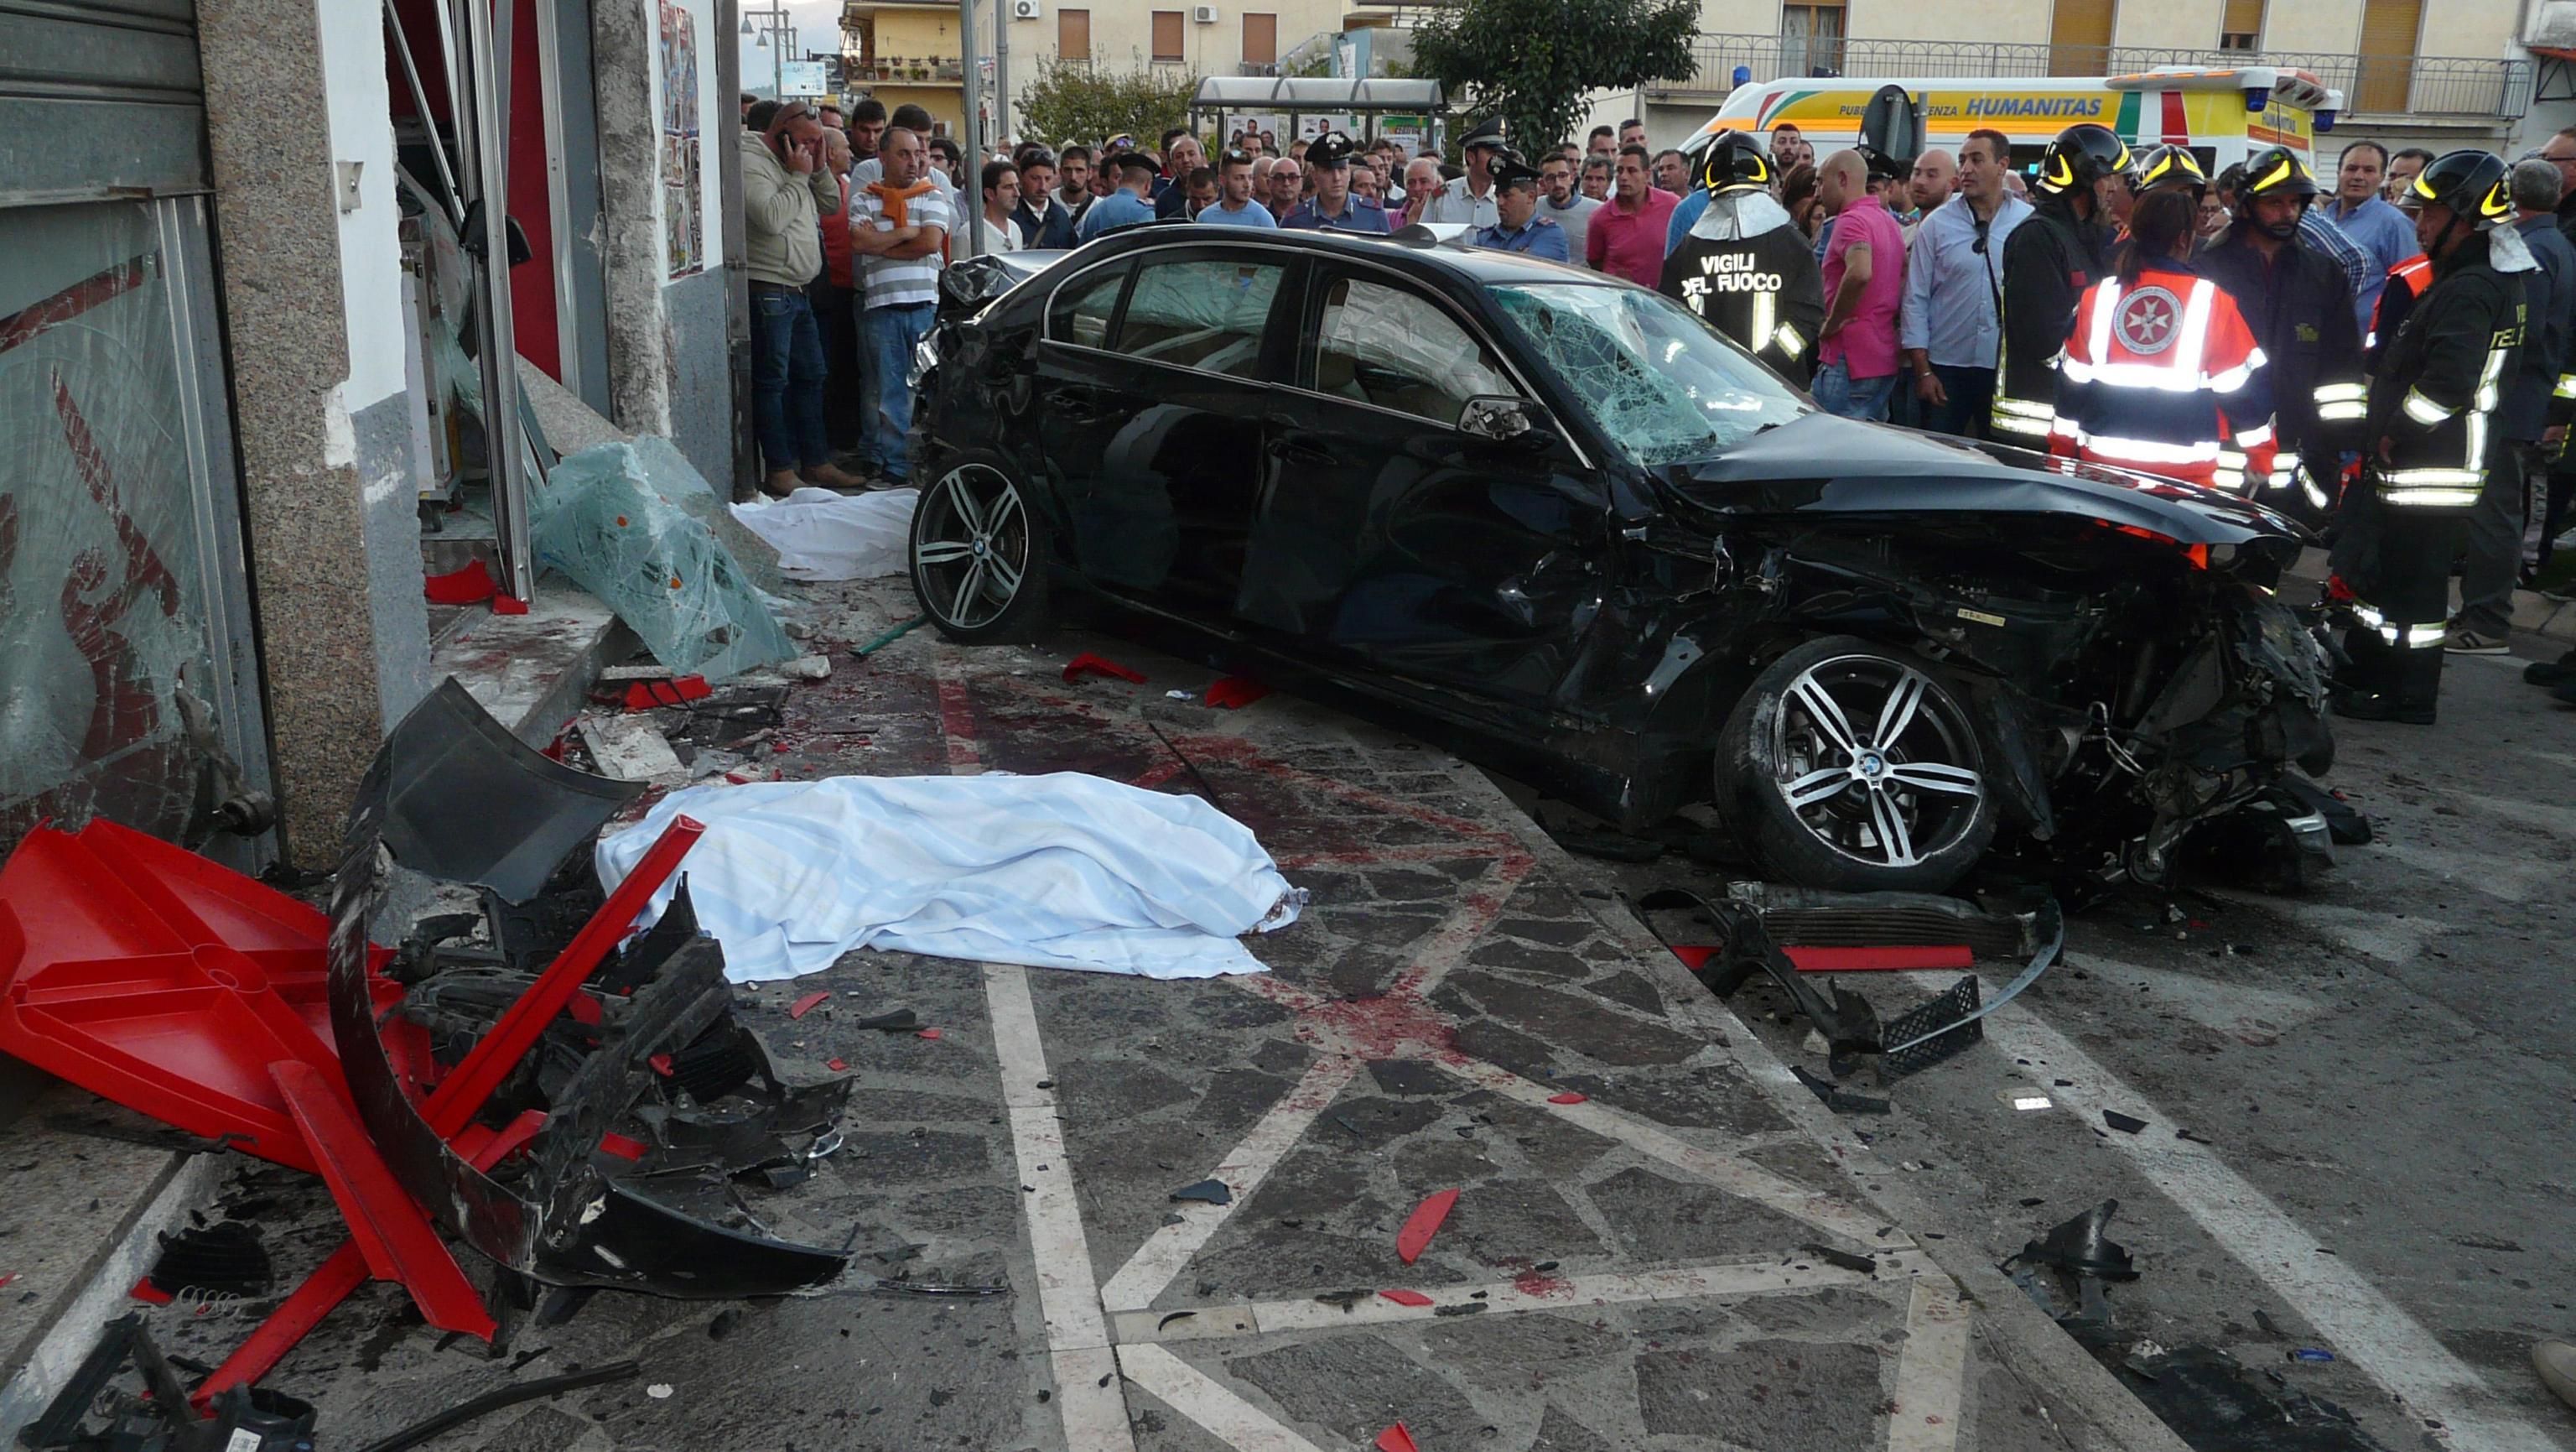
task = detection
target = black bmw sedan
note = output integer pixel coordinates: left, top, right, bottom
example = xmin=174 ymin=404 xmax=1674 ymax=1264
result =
xmin=907 ymin=226 xmax=2333 ymax=894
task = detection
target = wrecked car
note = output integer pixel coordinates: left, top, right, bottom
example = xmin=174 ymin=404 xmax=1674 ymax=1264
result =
xmin=906 ymin=226 xmax=2333 ymax=893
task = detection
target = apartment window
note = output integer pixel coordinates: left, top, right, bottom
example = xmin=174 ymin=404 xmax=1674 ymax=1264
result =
xmin=1057 ymin=7 xmax=1088 ymax=60
xmin=2047 ymin=0 xmax=2115 ymax=77
xmin=1151 ymin=9 xmax=1184 ymax=62
xmin=2355 ymin=0 xmax=2422 ymax=112
xmin=1779 ymin=0 xmax=1842 ymax=78
xmin=1243 ymin=11 xmax=1276 ymax=65
xmin=2217 ymin=0 xmax=2262 ymax=49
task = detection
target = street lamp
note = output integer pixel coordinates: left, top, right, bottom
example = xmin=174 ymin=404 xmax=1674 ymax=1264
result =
xmin=744 ymin=3 xmax=793 ymax=97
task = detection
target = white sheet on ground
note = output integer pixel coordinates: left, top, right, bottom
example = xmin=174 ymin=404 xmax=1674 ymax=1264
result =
xmin=728 ymin=487 xmax=918 ymax=580
xmin=595 ymin=773 xmax=1302 ymax=981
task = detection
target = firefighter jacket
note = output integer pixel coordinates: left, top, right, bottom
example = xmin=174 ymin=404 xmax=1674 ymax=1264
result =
xmin=2367 ymin=254 xmax=2433 ymax=367
xmin=2047 ymin=259 xmax=2277 ymax=491
xmin=2501 ymin=214 xmax=2576 ymax=441
xmin=1660 ymin=198 xmax=1827 ymax=387
xmin=1992 ymin=194 xmax=2112 ymax=441
xmin=2364 ymin=226 xmax=2532 ymax=509
xmin=2194 ymin=225 xmax=2366 ymax=494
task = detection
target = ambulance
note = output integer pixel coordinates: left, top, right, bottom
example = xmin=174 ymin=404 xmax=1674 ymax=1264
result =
xmin=1689 ymin=66 xmax=2347 ymax=179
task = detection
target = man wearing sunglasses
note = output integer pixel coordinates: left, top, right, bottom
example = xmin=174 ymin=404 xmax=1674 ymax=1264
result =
xmin=1900 ymin=128 xmax=2030 ymax=440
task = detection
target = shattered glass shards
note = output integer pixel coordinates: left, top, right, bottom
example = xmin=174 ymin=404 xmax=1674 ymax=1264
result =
xmin=627 ymin=435 xmax=786 ymax=596
xmin=0 ymin=200 xmax=230 ymax=846
xmin=1488 ymin=284 xmax=1803 ymax=469
xmin=532 ymin=440 xmax=795 ymax=682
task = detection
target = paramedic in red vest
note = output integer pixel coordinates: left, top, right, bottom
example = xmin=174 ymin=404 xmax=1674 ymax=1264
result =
xmin=2334 ymin=150 xmax=2530 ymax=724
xmin=2047 ymin=189 xmax=2277 ymax=491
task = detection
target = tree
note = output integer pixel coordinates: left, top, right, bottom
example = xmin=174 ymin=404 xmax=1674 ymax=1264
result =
xmin=1016 ymin=57 xmax=1202 ymax=149
xmin=1410 ymin=0 xmax=1697 ymax=154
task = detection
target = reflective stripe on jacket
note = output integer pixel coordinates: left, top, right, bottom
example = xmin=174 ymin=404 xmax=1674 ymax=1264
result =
xmin=2047 ymin=262 xmax=2277 ymax=491
xmin=2364 ymin=229 xmax=2529 ymax=509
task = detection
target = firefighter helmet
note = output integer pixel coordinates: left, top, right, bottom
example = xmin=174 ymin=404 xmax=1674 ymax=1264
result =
xmin=2238 ymin=145 xmax=2320 ymax=201
xmin=2401 ymin=148 xmax=2513 ymax=229
xmin=1696 ymin=131 xmax=1774 ymax=196
xmin=2035 ymin=123 xmax=2132 ymax=198
xmin=2134 ymin=143 xmax=2209 ymax=200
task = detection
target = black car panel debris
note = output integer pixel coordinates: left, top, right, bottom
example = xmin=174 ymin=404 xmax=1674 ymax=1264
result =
xmin=911 ymin=226 xmax=2334 ymax=894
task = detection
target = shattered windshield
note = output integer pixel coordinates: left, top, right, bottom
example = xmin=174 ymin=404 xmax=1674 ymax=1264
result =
xmin=1489 ymin=283 xmax=1807 ymax=467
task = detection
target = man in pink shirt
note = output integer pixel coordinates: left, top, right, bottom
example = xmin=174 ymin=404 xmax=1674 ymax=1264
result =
xmin=1813 ymin=148 xmax=1906 ymax=420
xmin=1585 ymin=144 xmax=1677 ymax=287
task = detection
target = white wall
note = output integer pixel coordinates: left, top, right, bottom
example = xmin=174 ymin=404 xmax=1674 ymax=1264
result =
xmin=314 ymin=0 xmax=408 ymax=412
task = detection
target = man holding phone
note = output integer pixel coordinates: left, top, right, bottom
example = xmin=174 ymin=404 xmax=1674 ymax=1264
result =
xmin=740 ymin=101 xmax=865 ymax=495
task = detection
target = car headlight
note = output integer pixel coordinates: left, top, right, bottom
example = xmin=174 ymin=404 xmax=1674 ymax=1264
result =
xmin=909 ymin=333 xmax=940 ymax=388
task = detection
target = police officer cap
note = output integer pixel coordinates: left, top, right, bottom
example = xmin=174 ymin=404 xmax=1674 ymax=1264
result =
xmin=2236 ymin=144 xmax=2318 ymax=201
xmin=2401 ymin=148 xmax=2513 ymax=228
xmin=1858 ymin=145 xmax=1906 ymax=182
xmin=1458 ymin=117 xmax=1507 ymax=151
xmin=2035 ymin=123 xmax=2132 ymax=196
xmin=2134 ymin=143 xmax=2209 ymax=199
xmin=1488 ymin=147 xmax=1543 ymax=191
xmin=1306 ymin=131 xmax=1356 ymax=168
xmin=1106 ymin=150 xmax=1158 ymax=179
xmin=1697 ymin=131 xmax=1774 ymax=195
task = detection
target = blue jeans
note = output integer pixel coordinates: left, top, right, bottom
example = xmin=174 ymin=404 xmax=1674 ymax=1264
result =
xmin=1925 ymin=364 xmax=1997 ymax=440
xmin=861 ymin=302 xmax=937 ymax=482
xmin=1812 ymin=359 xmax=1897 ymax=422
xmin=750 ymin=285 xmax=830 ymax=474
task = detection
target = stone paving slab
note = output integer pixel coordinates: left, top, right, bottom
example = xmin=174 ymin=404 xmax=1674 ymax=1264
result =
xmin=91 ymin=580 xmax=2185 ymax=1452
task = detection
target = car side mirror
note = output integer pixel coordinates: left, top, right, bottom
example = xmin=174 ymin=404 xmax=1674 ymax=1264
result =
xmin=1457 ymin=395 xmax=1555 ymax=451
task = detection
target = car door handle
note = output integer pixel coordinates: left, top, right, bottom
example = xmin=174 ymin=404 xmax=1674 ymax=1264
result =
xmin=1270 ymin=430 xmax=1336 ymax=466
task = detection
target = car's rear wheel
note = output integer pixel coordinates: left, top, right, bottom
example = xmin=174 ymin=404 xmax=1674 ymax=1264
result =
xmin=910 ymin=454 xmax=1051 ymax=643
xmin=1717 ymin=637 xmax=1997 ymax=893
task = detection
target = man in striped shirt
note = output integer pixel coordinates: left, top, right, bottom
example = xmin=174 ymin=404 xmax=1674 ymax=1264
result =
xmin=847 ymin=127 xmax=952 ymax=487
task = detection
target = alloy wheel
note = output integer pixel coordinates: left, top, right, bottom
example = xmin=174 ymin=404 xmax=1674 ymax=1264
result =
xmin=914 ymin=463 xmax=1029 ymax=632
xmin=1768 ymin=654 xmax=1985 ymax=869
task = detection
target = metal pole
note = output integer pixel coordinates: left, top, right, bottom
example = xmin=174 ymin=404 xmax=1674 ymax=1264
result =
xmin=958 ymin=0 xmax=984 ymax=256
xmin=383 ymin=0 xmax=463 ymax=221
xmin=457 ymin=0 xmax=535 ymax=602
xmin=995 ymin=0 xmax=1009 ymax=145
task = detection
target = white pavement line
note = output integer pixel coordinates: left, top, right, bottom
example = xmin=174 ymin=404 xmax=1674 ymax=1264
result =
xmin=1098 ymin=1053 xmax=1363 ymax=1313
xmin=1052 ymin=1345 xmax=1135 ymax=1451
xmin=1436 ymin=1055 xmax=1902 ymax=1249
xmin=1228 ymin=1256 xmax=1917 ymax=1340
xmin=1116 ymin=1344 xmax=1331 ymax=1452
xmin=1888 ymin=1277 xmax=1970 ymax=1452
xmin=1964 ymin=988 xmax=2563 ymax=1452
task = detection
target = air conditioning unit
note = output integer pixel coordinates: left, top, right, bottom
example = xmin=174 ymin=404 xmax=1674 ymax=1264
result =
xmin=1192 ymin=5 xmax=1218 ymax=21
xmin=1012 ymin=0 xmax=1041 ymax=18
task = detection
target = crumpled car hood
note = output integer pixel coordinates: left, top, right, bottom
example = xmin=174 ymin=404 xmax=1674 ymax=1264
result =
xmin=1674 ymin=414 xmax=2307 ymax=549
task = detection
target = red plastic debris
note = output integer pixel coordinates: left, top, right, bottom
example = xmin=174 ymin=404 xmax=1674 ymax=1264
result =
xmin=0 ymin=1272 xmax=13 ymax=1292
xmin=129 ymin=1278 xmax=174 ymax=1305
xmin=648 ymin=1053 xmax=674 ymax=1076
xmin=1375 ymin=1423 xmax=1420 ymax=1452
xmin=623 ymin=676 xmax=712 ymax=710
xmin=1378 ymin=1288 xmax=1434 ymax=1308
xmin=491 ymin=595 xmax=530 ymax=616
xmin=423 ymin=559 xmax=496 ymax=606
xmin=917 ymin=1028 xmax=943 ymax=1040
xmin=788 ymin=991 xmax=831 ymax=1020
xmin=562 ymin=991 xmax=605 ymax=1027
xmin=1780 ymin=945 xmax=1975 ymax=972
xmin=826 ymin=1058 xmax=849 ymax=1072
xmin=1062 ymin=653 xmax=1147 ymax=685
xmin=1202 ymin=677 xmax=1271 ymax=710
xmin=1395 ymin=1189 xmax=1458 ymax=1265
xmin=597 ymin=1132 xmax=649 ymax=1162
xmin=1546 ymin=1092 xmax=1587 ymax=1105
xmin=1668 ymin=945 xmax=1718 ymax=972
xmin=268 ymin=1059 xmax=494 ymax=1339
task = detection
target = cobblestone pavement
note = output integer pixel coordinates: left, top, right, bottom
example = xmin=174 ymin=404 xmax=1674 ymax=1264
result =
xmin=153 ymin=578 xmax=2190 ymax=1452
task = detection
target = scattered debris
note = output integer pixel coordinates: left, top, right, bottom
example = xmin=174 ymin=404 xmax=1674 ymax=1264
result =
xmin=2289 ymin=1348 xmax=2336 ymax=1363
xmin=1396 ymin=1189 xmax=1459 ymax=1265
xmin=1313 ymin=1289 xmax=1372 ymax=1311
xmin=1788 ymin=1065 xmax=1891 ymax=1116
xmin=424 ymin=558 xmax=497 ymax=606
xmin=2002 ymin=1090 xmax=2054 ymax=1111
xmin=21 ymin=1313 xmax=315 ymax=1452
xmin=1378 ymin=1289 xmax=1435 ymax=1308
xmin=787 ymin=991 xmax=831 ymax=1020
xmin=2116 ymin=1345 xmax=2383 ymax=1450
xmin=1202 ymin=678 xmax=1270 ymax=710
xmin=2018 ymin=1200 xmax=2140 ymax=1282
xmin=1783 ymin=945 xmax=1976 ymax=972
xmin=851 ymin=614 xmax=929 ymax=659
xmin=854 ymin=1008 xmax=921 ymax=1032
xmin=1546 ymin=1092 xmax=1588 ymax=1106
xmin=358 ymin=1361 xmax=642 ymax=1452
xmin=2254 ymin=1309 xmax=2285 ymax=1338
xmin=626 ymin=675 xmax=715 ymax=709
xmin=917 ymin=1028 xmax=943 ymax=1040
xmin=1171 ymin=1179 xmax=1233 ymax=1205
xmin=576 ymin=713 xmax=688 ymax=785
xmin=1156 ymin=1311 xmax=1196 ymax=1331
xmin=872 ymin=1278 xmax=1009 ymax=1297
xmin=779 ymin=653 xmax=834 ymax=681
xmin=1375 ymin=1422 xmax=1420 ymax=1452
xmin=647 ymin=1383 xmax=675 ymax=1399
xmin=148 ymin=1222 xmax=271 ymax=1299
xmin=1802 ymin=1243 xmax=1880 ymax=1275
xmin=1063 ymin=653 xmax=1148 ymax=685
xmin=2103 ymin=1110 xmax=2149 ymax=1135
xmin=1431 ymin=1302 xmax=1485 ymax=1317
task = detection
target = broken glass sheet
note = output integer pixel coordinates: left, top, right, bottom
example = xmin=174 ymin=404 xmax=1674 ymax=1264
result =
xmin=1490 ymin=283 xmax=1805 ymax=469
xmin=532 ymin=441 xmax=795 ymax=681
xmin=628 ymin=435 xmax=786 ymax=595
xmin=0 ymin=200 xmax=226 ymax=846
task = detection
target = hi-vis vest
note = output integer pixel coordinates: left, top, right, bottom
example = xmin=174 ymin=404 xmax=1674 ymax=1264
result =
xmin=2047 ymin=263 xmax=2276 ymax=491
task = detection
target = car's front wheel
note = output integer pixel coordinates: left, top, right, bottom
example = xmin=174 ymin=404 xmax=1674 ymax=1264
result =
xmin=1717 ymin=636 xmax=1997 ymax=893
xmin=910 ymin=454 xmax=1051 ymax=643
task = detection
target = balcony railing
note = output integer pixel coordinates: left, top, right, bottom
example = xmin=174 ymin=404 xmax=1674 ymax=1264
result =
xmin=851 ymin=55 xmax=966 ymax=82
xmin=1649 ymin=34 xmax=2532 ymax=117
